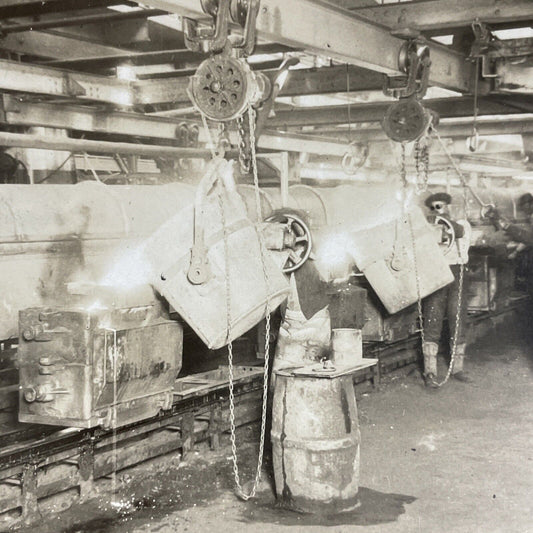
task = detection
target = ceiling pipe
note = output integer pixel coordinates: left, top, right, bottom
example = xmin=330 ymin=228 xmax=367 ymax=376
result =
xmin=0 ymin=131 xmax=213 ymax=158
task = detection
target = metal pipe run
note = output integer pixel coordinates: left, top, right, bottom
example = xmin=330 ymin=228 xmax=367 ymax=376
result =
xmin=0 ymin=132 xmax=212 ymax=158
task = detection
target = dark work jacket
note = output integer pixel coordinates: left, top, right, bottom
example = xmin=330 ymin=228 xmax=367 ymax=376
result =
xmin=293 ymin=260 xmax=329 ymax=320
xmin=504 ymin=224 xmax=533 ymax=247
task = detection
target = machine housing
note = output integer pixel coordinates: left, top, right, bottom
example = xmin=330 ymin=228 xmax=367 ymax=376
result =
xmin=18 ymin=291 xmax=183 ymax=428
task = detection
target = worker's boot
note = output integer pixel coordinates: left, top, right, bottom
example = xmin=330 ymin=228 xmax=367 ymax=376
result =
xmin=422 ymin=341 xmax=439 ymax=388
xmin=451 ymin=343 xmax=473 ymax=383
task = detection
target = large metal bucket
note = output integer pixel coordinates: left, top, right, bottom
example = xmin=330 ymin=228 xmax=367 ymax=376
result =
xmin=350 ymin=205 xmax=454 ymax=314
xmin=271 ymin=372 xmax=360 ymax=513
xmin=143 ymin=159 xmax=289 ymax=349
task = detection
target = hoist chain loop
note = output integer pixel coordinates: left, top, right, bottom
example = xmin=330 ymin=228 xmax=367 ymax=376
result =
xmin=226 ymin=106 xmax=271 ymax=501
xmin=398 ymin=130 xmax=465 ymax=389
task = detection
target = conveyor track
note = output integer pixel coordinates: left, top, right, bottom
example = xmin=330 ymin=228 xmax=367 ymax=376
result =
xmin=0 ymin=302 xmax=525 ymax=527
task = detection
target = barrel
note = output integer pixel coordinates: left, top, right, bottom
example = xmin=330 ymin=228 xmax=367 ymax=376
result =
xmin=271 ymin=372 xmax=360 ymax=513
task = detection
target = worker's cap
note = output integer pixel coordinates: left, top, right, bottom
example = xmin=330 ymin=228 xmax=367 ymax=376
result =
xmin=424 ymin=192 xmax=452 ymax=208
xmin=517 ymin=193 xmax=533 ymax=210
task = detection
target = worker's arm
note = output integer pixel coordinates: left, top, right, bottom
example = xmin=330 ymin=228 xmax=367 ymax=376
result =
xmin=484 ymin=207 xmax=533 ymax=246
xmin=501 ymin=223 xmax=533 ymax=246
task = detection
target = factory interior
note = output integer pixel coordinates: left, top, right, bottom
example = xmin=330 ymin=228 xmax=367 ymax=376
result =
xmin=0 ymin=0 xmax=532 ymax=531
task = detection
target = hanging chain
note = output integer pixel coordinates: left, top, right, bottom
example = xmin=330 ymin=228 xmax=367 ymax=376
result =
xmin=414 ymin=138 xmax=430 ymax=194
xmin=469 ymin=57 xmax=480 ymax=153
xmin=226 ymin=105 xmax=271 ymax=501
xmin=402 ymin=123 xmax=472 ymax=388
xmin=430 ymin=125 xmax=492 ymax=210
xmin=406 ymin=212 xmax=426 ymax=348
xmin=430 ymin=155 xmax=469 ymax=388
xmin=400 ymin=142 xmax=407 ymax=187
xmin=236 ymin=113 xmax=251 ymax=174
xmin=432 ymin=263 xmax=464 ymax=388
xmin=398 ymin=141 xmax=426 ymax=347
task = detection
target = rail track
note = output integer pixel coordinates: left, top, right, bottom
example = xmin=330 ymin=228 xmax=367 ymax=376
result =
xmin=0 ymin=300 xmax=526 ymax=529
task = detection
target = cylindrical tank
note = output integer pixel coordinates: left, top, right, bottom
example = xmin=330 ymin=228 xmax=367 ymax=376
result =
xmin=271 ymin=372 xmax=361 ymax=513
xmin=0 ymin=179 xmax=530 ymax=340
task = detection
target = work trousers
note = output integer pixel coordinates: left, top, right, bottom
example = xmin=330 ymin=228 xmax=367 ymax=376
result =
xmin=423 ymin=264 xmax=468 ymax=346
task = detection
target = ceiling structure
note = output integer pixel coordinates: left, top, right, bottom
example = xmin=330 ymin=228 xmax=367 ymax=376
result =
xmin=0 ymin=0 xmax=531 ymax=182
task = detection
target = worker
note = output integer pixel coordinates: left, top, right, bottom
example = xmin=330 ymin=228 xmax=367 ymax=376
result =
xmin=486 ymin=193 xmax=533 ymax=246
xmin=422 ymin=192 xmax=472 ymax=387
xmin=272 ymin=258 xmax=331 ymax=375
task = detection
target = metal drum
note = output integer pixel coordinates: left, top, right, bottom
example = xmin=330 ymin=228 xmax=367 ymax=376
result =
xmin=271 ymin=371 xmax=361 ymax=513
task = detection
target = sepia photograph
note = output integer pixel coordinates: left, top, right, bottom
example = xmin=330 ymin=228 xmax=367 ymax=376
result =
xmin=0 ymin=0 xmax=531 ymax=531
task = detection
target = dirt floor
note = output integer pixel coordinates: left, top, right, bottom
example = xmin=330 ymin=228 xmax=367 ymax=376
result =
xmin=10 ymin=315 xmax=533 ymax=533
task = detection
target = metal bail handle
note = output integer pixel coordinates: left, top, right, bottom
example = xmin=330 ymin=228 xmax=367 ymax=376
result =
xmin=187 ymin=158 xmax=234 ymax=285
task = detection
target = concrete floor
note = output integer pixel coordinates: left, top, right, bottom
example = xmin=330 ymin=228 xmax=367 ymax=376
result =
xmin=14 ymin=316 xmax=533 ymax=533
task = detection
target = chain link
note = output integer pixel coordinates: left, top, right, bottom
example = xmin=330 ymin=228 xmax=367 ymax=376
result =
xmin=236 ymin=113 xmax=251 ymax=174
xmin=400 ymin=126 xmax=470 ymax=387
xmin=399 ymin=136 xmax=465 ymax=388
xmin=414 ymin=138 xmax=430 ymax=194
xmin=400 ymin=142 xmax=407 ymax=187
xmin=399 ymin=142 xmax=426 ymax=347
xmin=432 ymin=263 xmax=464 ymax=387
xmin=226 ymin=106 xmax=271 ymax=501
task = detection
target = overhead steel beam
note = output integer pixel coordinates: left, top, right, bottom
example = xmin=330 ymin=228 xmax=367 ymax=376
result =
xmin=269 ymin=96 xmax=528 ymax=127
xmin=313 ymin=115 xmax=533 ymax=141
xmin=134 ymin=63 xmax=382 ymax=105
xmin=0 ymin=30 xmax=130 ymax=59
xmin=0 ymin=95 xmax=192 ymax=139
xmin=0 ymin=8 xmax=167 ymax=33
xmin=353 ymin=0 xmax=533 ymax=32
xmin=0 ymin=0 xmax=132 ymax=19
xmin=0 ymin=58 xmax=133 ymax=105
xmin=0 ymin=96 xmax=352 ymax=156
xmin=44 ymin=43 xmax=289 ymax=69
xmin=142 ymin=0 xmax=473 ymax=92
xmin=276 ymin=65 xmax=384 ymax=97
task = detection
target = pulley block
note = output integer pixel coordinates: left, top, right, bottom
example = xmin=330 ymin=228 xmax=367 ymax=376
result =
xmin=189 ymin=55 xmax=269 ymax=121
xmin=382 ymin=97 xmax=431 ymax=143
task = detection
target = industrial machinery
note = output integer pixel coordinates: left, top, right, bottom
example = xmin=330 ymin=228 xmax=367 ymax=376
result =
xmin=0 ymin=178 xmax=530 ymax=430
xmin=18 ymin=285 xmax=183 ymax=428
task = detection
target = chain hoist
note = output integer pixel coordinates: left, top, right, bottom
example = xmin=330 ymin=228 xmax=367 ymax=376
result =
xmin=186 ymin=0 xmax=270 ymax=123
xmin=382 ymin=39 xmax=436 ymax=143
xmin=186 ymin=0 xmax=287 ymax=498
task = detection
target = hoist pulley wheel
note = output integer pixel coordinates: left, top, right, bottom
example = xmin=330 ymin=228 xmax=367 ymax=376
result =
xmin=398 ymin=40 xmax=429 ymax=75
xmin=265 ymin=209 xmax=313 ymax=273
xmin=382 ymin=98 xmax=431 ymax=143
xmin=189 ymin=55 xmax=254 ymax=121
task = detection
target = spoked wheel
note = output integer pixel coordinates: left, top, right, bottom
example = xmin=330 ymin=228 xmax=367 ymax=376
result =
xmin=435 ymin=215 xmax=456 ymax=255
xmin=265 ymin=209 xmax=312 ymax=273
